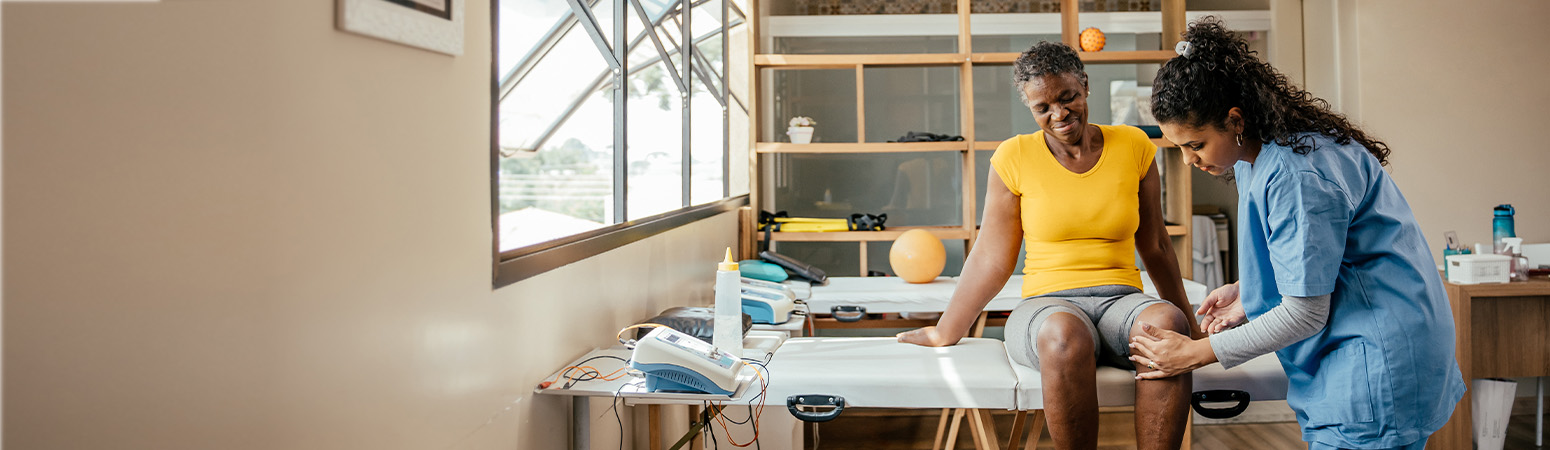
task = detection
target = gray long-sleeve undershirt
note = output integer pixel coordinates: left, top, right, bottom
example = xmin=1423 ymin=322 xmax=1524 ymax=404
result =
xmin=1208 ymin=293 xmax=1332 ymax=369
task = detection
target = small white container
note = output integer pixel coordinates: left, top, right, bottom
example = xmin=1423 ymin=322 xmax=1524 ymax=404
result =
xmin=787 ymin=126 xmax=813 ymax=144
xmin=1446 ymin=254 xmax=1511 ymax=284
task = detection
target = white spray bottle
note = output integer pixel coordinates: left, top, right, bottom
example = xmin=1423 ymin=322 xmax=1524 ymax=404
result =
xmin=714 ymin=248 xmax=744 ymax=359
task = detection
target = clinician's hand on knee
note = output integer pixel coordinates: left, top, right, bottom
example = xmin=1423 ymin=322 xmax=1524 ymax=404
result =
xmin=1195 ymin=282 xmax=1246 ymax=334
xmin=896 ymin=326 xmax=959 ymax=347
xmin=1128 ymin=322 xmax=1216 ymax=379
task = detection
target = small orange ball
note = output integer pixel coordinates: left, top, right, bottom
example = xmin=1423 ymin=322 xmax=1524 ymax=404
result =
xmin=889 ymin=229 xmax=947 ymax=283
xmin=1079 ymin=27 xmax=1106 ymax=52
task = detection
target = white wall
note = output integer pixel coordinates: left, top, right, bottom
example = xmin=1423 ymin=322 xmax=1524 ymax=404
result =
xmin=1311 ymin=0 xmax=1549 ymax=256
xmin=3 ymin=2 xmax=734 ymax=449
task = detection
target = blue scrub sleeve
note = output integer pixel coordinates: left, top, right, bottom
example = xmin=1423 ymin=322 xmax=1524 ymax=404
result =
xmin=1265 ymin=171 xmax=1351 ymax=297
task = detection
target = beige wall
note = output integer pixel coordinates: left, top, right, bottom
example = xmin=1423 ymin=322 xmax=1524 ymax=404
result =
xmin=4 ymin=2 xmax=733 ymax=449
xmin=1320 ymin=0 xmax=1549 ymax=258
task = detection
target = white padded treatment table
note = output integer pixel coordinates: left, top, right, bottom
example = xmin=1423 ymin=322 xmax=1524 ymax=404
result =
xmin=805 ymin=273 xmax=1210 ymax=315
xmin=763 ymin=337 xmax=1020 ymax=450
xmin=759 ymin=336 xmax=1291 ymax=450
xmin=1009 ymin=352 xmax=1289 ymax=410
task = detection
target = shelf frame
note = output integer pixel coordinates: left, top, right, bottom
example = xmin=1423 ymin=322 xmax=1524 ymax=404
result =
xmin=753 ymin=0 xmax=1194 ymax=278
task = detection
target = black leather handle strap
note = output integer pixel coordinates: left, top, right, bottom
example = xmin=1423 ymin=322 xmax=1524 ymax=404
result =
xmin=787 ymin=395 xmax=846 ymax=422
xmin=831 ymin=305 xmax=866 ymax=322
xmin=1191 ymin=390 xmax=1251 ymax=419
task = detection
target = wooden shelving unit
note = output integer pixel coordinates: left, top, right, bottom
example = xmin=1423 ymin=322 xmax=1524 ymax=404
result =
xmin=749 ymin=0 xmax=1194 ymax=277
xmin=754 ymin=141 xmax=968 ymax=154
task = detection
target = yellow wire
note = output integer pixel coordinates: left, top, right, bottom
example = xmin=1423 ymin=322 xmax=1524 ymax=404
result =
xmin=616 ymin=323 xmax=669 ymax=346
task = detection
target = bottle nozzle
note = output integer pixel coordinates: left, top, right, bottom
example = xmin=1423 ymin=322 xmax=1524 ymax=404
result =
xmin=718 ymin=248 xmax=739 ymax=271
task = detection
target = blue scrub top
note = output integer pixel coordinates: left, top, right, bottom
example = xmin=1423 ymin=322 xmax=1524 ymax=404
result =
xmin=1234 ymin=134 xmax=1465 ymax=448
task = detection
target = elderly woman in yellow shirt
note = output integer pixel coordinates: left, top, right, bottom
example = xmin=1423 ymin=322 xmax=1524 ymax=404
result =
xmin=898 ymin=41 xmax=1200 ymax=450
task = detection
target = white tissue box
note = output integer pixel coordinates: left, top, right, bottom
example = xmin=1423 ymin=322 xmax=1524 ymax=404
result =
xmin=1446 ymin=254 xmax=1510 ymax=284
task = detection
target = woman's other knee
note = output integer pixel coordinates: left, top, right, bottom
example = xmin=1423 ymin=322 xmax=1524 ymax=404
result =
xmin=1036 ymin=312 xmax=1096 ymax=362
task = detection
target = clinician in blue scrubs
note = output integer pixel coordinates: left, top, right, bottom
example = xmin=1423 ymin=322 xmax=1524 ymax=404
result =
xmin=1124 ymin=18 xmax=1465 ymax=450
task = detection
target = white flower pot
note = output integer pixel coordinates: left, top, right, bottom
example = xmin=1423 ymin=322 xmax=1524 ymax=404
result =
xmin=787 ymin=126 xmax=814 ymax=144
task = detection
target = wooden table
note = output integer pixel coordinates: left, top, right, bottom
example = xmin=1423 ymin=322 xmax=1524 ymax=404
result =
xmin=1429 ymin=278 xmax=1550 ymax=450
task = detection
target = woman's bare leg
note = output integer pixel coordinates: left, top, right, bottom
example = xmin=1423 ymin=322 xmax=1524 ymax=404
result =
xmin=1131 ymin=303 xmax=1192 ymax=450
xmin=1039 ymin=312 xmax=1100 ymax=450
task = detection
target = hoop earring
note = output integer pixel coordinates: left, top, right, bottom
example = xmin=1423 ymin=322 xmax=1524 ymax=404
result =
xmin=1236 ymin=134 xmax=1243 ymax=147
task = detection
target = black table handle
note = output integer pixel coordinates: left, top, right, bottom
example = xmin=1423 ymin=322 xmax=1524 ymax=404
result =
xmin=1191 ymin=390 xmax=1251 ymax=419
xmin=786 ymin=394 xmax=846 ymax=422
xmin=831 ymin=305 xmax=866 ymax=322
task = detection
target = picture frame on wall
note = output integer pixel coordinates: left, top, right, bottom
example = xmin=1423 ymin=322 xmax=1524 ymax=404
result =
xmin=336 ymin=0 xmax=464 ymax=56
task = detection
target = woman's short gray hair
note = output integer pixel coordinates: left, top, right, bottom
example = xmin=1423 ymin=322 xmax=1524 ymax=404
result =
xmin=1013 ymin=41 xmax=1088 ymax=104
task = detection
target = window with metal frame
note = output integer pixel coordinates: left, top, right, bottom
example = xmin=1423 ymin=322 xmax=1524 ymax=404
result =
xmin=494 ymin=0 xmax=750 ymax=287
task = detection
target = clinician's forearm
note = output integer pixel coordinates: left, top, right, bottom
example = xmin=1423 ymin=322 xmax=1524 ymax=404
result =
xmin=1208 ymin=294 xmax=1331 ymax=368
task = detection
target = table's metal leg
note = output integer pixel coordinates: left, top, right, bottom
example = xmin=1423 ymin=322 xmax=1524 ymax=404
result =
xmin=574 ymin=397 xmax=589 ymax=450
xmin=1537 ymin=376 xmax=1544 ymax=448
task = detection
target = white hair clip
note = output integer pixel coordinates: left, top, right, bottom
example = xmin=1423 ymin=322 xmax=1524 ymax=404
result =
xmin=1175 ymin=40 xmax=1192 ymax=57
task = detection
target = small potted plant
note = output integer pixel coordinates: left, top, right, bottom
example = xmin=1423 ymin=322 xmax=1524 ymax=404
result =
xmin=787 ymin=116 xmax=817 ymax=144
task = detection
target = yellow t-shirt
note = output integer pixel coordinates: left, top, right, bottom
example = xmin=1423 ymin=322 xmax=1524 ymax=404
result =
xmin=990 ymin=124 xmax=1158 ymax=298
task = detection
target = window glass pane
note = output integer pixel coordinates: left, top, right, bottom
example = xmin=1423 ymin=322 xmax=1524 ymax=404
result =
xmin=728 ymin=102 xmax=750 ymax=196
xmin=498 ymin=92 xmax=615 ymax=252
xmin=760 ymin=152 xmax=962 ymax=227
xmin=637 ymin=0 xmax=673 ymax=17
xmin=500 ymin=24 xmax=609 ymax=152
xmin=627 ymin=61 xmax=685 ymax=219
xmin=690 ymin=3 xmax=724 ymax=40
xmin=695 ymin=31 xmax=724 ymax=79
xmin=498 ymin=0 xmax=569 ymax=77
xmin=727 ymin=23 xmax=751 ymax=197
xmin=864 ymin=66 xmax=960 ymax=142
xmin=690 ymin=54 xmax=726 ymax=205
xmin=766 ymin=68 xmax=856 ymax=143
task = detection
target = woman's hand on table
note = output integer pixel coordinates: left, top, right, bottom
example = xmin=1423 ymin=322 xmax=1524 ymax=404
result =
xmin=1128 ymin=322 xmax=1217 ymax=380
xmin=1196 ymin=282 xmax=1246 ymax=334
xmin=896 ymin=326 xmax=960 ymax=347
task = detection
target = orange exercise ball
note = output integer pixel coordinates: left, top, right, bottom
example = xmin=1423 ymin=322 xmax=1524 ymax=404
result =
xmin=890 ymin=229 xmax=946 ymax=283
xmin=1080 ymin=27 xmax=1106 ymax=52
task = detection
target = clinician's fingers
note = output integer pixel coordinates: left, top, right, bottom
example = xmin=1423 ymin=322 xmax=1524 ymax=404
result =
xmin=1137 ymin=321 xmax=1165 ymax=339
xmin=1136 ymin=369 xmax=1175 ymax=380
xmin=1128 ymin=341 xmax=1159 ymax=360
xmin=1195 ymin=297 xmax=1218 ymax=316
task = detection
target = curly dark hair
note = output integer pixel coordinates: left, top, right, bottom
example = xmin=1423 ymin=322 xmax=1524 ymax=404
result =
xmin=1013 ymin=41 xmax=1087 ymax=104
xmin=1151 ymin=17 xmax=1390 ymax=165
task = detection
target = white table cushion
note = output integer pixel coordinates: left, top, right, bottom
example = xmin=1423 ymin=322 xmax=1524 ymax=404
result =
xmin=804 ymin=277 xmax=1024 ymax=314
xmin=1010 ymin=362 xmax=1140 ymax=409
xmin=805 ymin=273 xmax=1208 ymax=315
xmin=1009 ymin=351 xmax=1288 ymax=410
xmin=765 ymin=337 xmax=1019 ymax=410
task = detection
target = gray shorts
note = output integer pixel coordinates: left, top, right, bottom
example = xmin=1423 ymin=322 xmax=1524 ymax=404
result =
xmin=1005 ymin=285 xmax=1168 ymax=370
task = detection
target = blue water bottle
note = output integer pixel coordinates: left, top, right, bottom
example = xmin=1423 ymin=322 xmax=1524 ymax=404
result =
xmin=1492 ymin=204 xmax=1516 ymax=254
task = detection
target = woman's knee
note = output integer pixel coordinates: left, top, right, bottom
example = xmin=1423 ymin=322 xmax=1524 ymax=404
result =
xmin=1035 ymin=312 xmax=1096 ymax=361
xmin=1135 ymin=303 xmax=1190 ymax=335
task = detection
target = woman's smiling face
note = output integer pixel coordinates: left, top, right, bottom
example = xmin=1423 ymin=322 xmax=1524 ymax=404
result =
xmin=1022 ymin=73 xmax=1089 ymax=145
